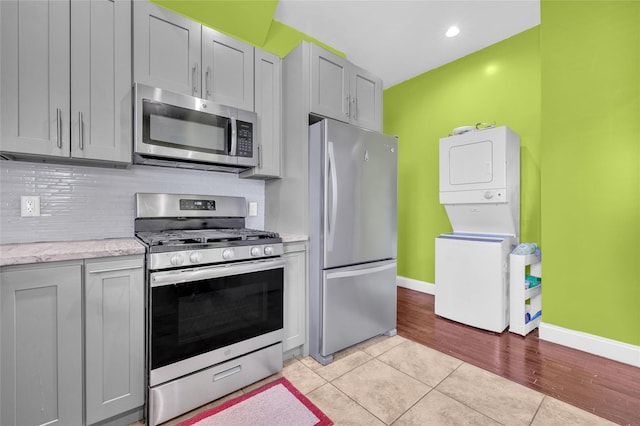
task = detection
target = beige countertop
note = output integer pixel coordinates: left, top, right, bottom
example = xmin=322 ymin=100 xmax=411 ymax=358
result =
xmin=1 ymin=235 xmax=307 ymax=267
xmin=280 ymin=234 xmax=308 ymax=243
xmin=0 ymin=238 xmax=145 ymax=267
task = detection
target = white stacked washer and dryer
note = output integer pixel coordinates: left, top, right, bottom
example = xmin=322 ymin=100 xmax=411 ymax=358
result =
xmin=435 ymin=126 xmax=520 ymax=333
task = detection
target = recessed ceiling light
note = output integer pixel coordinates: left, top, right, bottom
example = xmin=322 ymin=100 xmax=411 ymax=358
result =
xmin=446 ymin=26 xmax=460 ymax=38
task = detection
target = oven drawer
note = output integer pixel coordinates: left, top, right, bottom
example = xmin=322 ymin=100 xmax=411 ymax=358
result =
xmin=148 ymin=342 xmax=283 ymax=426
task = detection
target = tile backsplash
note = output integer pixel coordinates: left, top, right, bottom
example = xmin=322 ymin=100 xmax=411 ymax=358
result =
xmin=0 ymin=161 xmax=264 ymax=244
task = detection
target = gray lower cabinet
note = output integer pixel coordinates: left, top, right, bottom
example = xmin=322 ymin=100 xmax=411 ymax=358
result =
xmin=283 ymin=242 xmax=307 ymax=353
xmin=0 ymin=255 xmax=144 ymax=426
xmin=85 ymin=256 xmax=145 ymax=425
xmin=1 ymin=261 xmax=84 ymax=426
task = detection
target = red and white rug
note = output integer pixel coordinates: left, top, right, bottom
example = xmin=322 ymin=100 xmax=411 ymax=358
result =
xmin=177 ymin=377 xmax=333 ymax=426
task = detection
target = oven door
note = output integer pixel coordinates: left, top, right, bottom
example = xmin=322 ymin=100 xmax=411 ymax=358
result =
xmin=148 ymin=258 xmax=284 ymax=387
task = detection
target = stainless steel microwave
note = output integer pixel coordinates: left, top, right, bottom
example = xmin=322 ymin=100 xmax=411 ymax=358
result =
xmin=133 ymin=83 xmax=257 ymax=172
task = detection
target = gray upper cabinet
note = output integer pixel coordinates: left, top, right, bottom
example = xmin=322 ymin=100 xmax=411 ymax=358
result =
xmin=0 ymin=0 xmax=132 ymax=164
xmin=1 ymin=261 xmax=83 ymax=426
xmin=71 ymin=0 xmax=132 ymax=163
xmin=85 ymin=256 xmax=145 ymax=425
xmin=134 ymin=1 xmax=255 ymax=111
xmin=310 ymin=45 xmax=349 ymax=122
xmin=202 ymin=27 xmax=254 ymax=110
xmin=133 ymin=0 xmax=201 ymax=97
xmin=241 ymin=49 xmax=282 ymax=179
xmin=350 ymin=65 xmax=383 ymax=132
xmin=309 ymin=44 xmax=383 ymax=132
xmin=0 ymin=0 xmax=70 ymax=157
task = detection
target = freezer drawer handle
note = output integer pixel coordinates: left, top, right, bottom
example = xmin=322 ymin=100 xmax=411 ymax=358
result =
xmin=326 ymin=262 xmax=396 ymax=279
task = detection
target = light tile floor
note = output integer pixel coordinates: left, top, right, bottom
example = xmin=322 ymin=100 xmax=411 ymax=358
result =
xmin=156 ymin=335 xmax=616 ymax=425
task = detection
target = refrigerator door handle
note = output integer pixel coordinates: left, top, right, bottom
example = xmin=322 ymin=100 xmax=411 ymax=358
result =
xmin=327 ymin=141 xmax=338 ymax=251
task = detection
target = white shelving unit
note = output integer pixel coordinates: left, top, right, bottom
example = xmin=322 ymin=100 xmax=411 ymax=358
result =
xmin=509 ymin=253 xmax=542 ymax=336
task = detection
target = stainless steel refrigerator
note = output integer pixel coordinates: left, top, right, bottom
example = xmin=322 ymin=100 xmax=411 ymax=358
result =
xmin=308 ymin=118 xmax=398 ymax=365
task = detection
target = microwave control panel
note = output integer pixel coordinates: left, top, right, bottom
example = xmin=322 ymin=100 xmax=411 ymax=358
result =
xmin=237 ymin=121 xmax=253 ymax=158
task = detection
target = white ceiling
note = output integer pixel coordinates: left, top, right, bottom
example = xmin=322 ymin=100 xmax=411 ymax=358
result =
xmin=274 ymin=0 xmax=540 ymax=89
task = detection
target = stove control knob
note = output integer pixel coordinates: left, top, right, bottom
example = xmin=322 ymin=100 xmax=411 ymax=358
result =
xmin=222 ymin=249 xmax=235 ymax=260
xmin=484 ymin=191 xmax=494 ymax=200
xmin=251 ymin=247 xmax=261 ymax=257
xmin=189 ymin=252 xmax=203 ymax=264
xmin=170 ymin=254 xmax=184 ymax=266
xmin=264 ymin=246 xmax=274 ymax=256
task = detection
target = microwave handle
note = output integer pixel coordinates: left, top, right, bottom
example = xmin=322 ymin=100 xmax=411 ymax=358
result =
xmin=230 ymin=117 xmax=237 ymax=156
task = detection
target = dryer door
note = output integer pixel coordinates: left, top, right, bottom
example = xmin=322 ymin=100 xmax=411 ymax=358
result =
xmin=439 ymin=126 xmax=518 ymax=204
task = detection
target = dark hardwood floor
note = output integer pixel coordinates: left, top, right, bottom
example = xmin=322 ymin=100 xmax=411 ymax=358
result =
xmin=396 ymin=287 xmax=640 ymax=426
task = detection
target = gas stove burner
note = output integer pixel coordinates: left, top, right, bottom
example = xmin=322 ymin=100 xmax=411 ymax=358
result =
xmin=134 ymin=194 xmax=283 ymax=268
xmin=136 ymin=228 xmax=282 ymax=256
xmin=138 ymin=228 xmax=278 ymax=248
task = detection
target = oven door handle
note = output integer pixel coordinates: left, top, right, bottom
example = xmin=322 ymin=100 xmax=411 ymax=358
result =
xmin=150 ymin=259 xmax=285 ymax=287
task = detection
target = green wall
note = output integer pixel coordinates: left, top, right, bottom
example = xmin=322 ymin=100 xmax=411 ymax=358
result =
xmin=384 ymin=27 xmax=542 ymax=284
xmin=151 ymin=0 xmax=279 ymax=47
xmin=540 ymin=1 xmax=640 ymax=346
xmin=149 ymin=0 xmax=344 ymax=58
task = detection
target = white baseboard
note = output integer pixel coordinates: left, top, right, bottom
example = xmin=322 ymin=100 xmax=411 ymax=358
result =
xmin=539 ymin=322 xmax=640 ymax=368
xmin=397 ymin=276 xmax=435 ymax=295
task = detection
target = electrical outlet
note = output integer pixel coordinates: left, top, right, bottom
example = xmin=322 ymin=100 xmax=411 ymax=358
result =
xmin=21 ymin=196 xmax=41 ymax=217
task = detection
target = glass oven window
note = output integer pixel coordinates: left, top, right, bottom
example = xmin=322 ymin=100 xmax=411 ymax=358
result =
xmin=143 ymin=99 xmax=229 ymax=154
xmin=151 ymin=268 xmax=283 ymax=370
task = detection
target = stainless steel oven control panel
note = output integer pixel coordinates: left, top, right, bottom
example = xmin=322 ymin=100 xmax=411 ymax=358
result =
xmin=148 ymin=243 xmax=283 ymax=270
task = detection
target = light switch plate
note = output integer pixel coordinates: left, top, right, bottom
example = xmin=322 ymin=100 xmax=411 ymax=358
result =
xmin=248 ymin=202 xmax=258 ymax=217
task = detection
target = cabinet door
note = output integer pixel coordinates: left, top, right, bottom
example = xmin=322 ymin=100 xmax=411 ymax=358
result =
xmin=85 ymin=256 xmax=145 ymax=425
xmin=201 ymin=27 xmax=254 ymax=110
xmin=242 ymin=49 xmax=281 ymax=179
xmin=133 ymin=1 xmax=201 ymax=97
xmin=71 ymin=0 xmax=132 ymax=163
xmin=0 ymin=0 xmax=70 ymax=157
xmin=0 ymin=262 xmax=83 ymax=426
xmin=309 ymin=44 xmax=349 ymax=122
xmin=283 ymin=243 xmax=307 ymax=352
xmin=350 ymin=65 xmax=383 ymax=132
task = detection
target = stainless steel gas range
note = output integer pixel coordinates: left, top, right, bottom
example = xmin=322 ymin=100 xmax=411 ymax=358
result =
xmin=135 ymin=193 xmax=284 ymax=426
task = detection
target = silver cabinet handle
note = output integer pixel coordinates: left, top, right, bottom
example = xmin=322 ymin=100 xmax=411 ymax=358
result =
xmin=78 ymin=111 xmax=84 ymax=150
xmin=192 ymin=63 xmax=198 ymax=96
xmin=205 ymin=66 xmax=211 ymax=98
xmin=56 ymin=108 xmax=62 ymax=148
xmin=197 ymin=65 xmax=201 ymax=95
xmin=257 ymin=144 xmax=262 ymax=168
xmin=345 ymin=95 xmax=350 ymax=117
xmin=351 ymin=97 xmax=357 ymax=120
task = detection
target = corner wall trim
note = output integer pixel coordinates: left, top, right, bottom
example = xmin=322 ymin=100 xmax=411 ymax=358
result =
xmin=539 ymin=322 xmax=640 ymax=368
xmin=397 ymin=276 xmax=435 ymax=295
